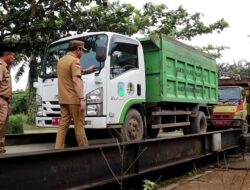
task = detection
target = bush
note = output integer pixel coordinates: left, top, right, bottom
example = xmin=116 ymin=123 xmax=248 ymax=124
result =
xmin=6 ymin=114 xmax=25 ymax=134
xmin=12 ymin=90 xmax=28 ymax=114
xmin=143 ymin=180 xmax=158 ymax=190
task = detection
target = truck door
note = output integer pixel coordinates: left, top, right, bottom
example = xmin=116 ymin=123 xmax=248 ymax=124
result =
xmin=107 ymin=36 xmax=145 ymax=124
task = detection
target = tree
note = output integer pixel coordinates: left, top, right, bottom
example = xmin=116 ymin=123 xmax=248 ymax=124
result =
xmin=217 ymin=60 xmax=250 ymax=77
xmin=1 ymin=1 xmax=229 ymax=61
xmin=0 ymin=1 xmax=229 ymax=123
xmin=1 ymin=0 xmax=98 ymax=123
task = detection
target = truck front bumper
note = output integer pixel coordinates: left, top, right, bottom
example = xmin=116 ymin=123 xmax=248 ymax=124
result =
xmin=207 ymin=119 xmax=242 ymax=127
xmin=36 ymin=116 xmax=107 ymax=129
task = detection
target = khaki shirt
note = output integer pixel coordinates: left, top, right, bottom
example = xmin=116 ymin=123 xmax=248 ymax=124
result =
xmin=0 ymin=59 xmax=12 ymax=98
xmin=57 ymin=52 xmax=82 ymax=104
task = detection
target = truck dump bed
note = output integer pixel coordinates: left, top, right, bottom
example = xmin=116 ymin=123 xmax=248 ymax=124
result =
xmin=139 ymin=34 xmax=218 ymax=105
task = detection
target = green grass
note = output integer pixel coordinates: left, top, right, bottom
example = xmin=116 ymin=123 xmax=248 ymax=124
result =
xmin=7 ymin=114 xmax=57 ymax=134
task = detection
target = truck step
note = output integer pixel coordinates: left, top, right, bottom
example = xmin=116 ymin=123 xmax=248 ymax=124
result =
xmin=152 ymin=110 xmax=191 ymax=116
xmin=152 ymin=122 xmax=190 ymax=129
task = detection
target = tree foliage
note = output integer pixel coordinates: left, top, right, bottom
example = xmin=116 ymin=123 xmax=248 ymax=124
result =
xmin=217 ymin=60 xmax=250 ymax=78
xmin=1 ymin=1 xmax=229 ymax=63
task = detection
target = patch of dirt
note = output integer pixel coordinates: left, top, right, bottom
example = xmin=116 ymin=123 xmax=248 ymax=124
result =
xmin=161 ymin=170 xmax=250 ymax=190
xmin=160 ymin=155 xmax=250 ymax=190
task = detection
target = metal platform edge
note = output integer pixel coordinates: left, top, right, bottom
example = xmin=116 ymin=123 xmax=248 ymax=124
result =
xmin=0 ymin=129 xmax=242 ymax=190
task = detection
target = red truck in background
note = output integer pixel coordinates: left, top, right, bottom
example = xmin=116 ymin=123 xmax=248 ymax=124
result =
xmin=208 ymin=76 xmax=250 ymax=134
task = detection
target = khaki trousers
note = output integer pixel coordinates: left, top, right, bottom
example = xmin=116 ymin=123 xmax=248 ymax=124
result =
xmin=0 ymin=98 xmax=9 ymax=153
xmin=55 ymin=104 xmax=88 ymax=149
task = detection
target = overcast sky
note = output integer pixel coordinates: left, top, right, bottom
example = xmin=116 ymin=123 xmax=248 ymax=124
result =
xmin=12 ymin=0 xmax=250 ymax=91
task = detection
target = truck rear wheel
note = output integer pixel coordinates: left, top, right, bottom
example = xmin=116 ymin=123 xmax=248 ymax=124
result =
xmin=120 ymin=109 xmax=144 ymax=142
xmin=191 ymin=111 xmax=207 ymax=133
xmin=241 ymin=121 xmax=248 ymax=134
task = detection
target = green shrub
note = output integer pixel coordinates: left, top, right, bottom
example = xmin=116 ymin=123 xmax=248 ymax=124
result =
xmin=143 ymin=180 xmax=158 ymax=190
xmin=12 ymin=90 xmax=28 ymax=114
xmin=6 ymin=114 xmax=25 ymax=134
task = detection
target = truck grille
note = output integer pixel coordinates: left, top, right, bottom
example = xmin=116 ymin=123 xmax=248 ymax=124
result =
xmin=50 ymin=101 xmax=59 ymax=105
xmin=42 ymin=101 xmax=60 ymax=116
xmin=51 ymin=108 xmax=60 ymax=111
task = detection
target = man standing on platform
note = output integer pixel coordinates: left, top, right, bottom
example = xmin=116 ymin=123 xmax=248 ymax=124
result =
xmin=55 ymin=40 xmax=95 ymax=149
xmin=0 ymin=46 xmax=16 ymax=154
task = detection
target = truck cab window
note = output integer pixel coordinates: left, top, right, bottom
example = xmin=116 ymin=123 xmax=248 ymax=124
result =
xmin=42 ymin=43 xmax=68 ymax=77
xmin=110 ymin=43 xmax=138 ymax=79
xmin=41 ymin=34 xmax=108 ymax=78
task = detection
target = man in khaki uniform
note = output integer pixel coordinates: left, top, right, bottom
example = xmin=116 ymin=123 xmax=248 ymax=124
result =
xmin=55 ymin=40 xmax=95 ymax=149
xmin=0 ymin=47 xmax=16 ymax=153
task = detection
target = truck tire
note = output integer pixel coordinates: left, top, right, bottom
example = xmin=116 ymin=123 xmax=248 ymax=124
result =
xmin=120 ymin=109 xmax=144 ymax=142
xmin=241 ymin=121 xmax=248 ymax=134
xmin=191 ymin=111 xmax=207 ymax=133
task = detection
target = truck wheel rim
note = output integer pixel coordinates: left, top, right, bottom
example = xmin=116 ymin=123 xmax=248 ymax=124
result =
xmin=128 ymin=118 xmax=139 ymax=140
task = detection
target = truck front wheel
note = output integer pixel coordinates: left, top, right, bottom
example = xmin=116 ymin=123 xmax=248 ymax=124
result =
xmin=120 ymin=109 xmax=144 ymax=142
xmin=191 ymin=111 xmax=207 ymax=133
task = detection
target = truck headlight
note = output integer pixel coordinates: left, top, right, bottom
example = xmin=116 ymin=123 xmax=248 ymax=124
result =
xmin=37 ymin=106 xmax=43 ymax=116
xmin=36 ymin=94 xmax=42 ymax=106
xmin=86 ymin=87 xmax=103 ymax=116
xmin=36 ymin=94 xmax=43 ymax=116
xmin=86 ymin=104 xmax=103 ymax=116
xmin=234 ymin=112 xmax=243 ymax=119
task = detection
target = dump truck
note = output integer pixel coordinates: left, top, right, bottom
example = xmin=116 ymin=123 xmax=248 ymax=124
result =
xmin=208 ymin=77 xmax=250 ymax=133
xmin=34 ymin=32 xmax=218 ymax=141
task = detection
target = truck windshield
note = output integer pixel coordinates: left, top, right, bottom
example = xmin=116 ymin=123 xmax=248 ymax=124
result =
xmin=219 ymin=87 xmax=241 ymax=102
xmin=41 ymin=34 xmax=108 ymax=78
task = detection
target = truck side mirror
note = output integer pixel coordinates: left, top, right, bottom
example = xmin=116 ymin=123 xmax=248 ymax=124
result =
xmin=95 ymin=46 xmax=107 ymax=75
xmin=242 ymin=90 xmax=246 ymax=97
xmin=242 ymin=90 xmax=246 ymax=102
xmin=96 ymin=46 xmax=107 ymax=63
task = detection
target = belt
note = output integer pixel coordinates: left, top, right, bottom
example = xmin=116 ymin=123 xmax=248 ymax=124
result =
xmin=0 ymin=96 xmax=10 ymax=102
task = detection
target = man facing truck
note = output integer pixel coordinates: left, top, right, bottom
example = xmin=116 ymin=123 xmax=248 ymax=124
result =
xmin=55 ymin=40 xmax=95 ymax=149
xmin=0 ymin=46 xmax=16 ymax=153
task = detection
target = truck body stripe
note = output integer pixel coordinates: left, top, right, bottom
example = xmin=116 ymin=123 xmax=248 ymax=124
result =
xmin=118 ymin=98 xmax=145 ymax=123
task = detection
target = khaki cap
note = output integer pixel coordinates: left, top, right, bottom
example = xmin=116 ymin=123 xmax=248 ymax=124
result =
xmin=69 ymin=40 xmax=87 ymax=51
